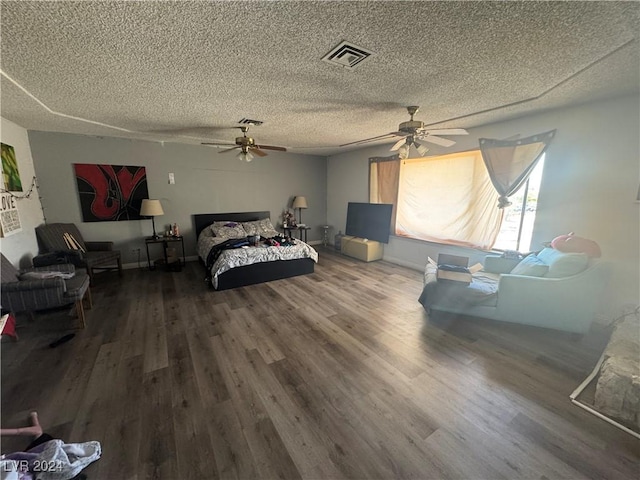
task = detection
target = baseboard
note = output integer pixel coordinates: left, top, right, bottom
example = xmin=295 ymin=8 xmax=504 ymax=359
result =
xmin=381 ymin=255 xmax=424 ymax=272
xmin=121 ymin=255 xmax=199 ymax=270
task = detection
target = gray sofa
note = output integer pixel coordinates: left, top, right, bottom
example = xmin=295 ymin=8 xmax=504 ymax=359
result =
xmin=419 ymin=247 xmax=609 ymax=334
xmin=1 ymin=253 xmax=92 ymax=328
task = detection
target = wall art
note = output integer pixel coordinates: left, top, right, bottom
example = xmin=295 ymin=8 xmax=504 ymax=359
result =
xmin=1 ymin=143 xmax=23 ymax=192
xmin=74 ymin=164 xmax=149 ymax=222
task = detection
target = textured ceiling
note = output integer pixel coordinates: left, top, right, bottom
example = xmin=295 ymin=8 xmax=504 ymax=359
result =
xmin=1 ymin=1 xmax=638 ymax=155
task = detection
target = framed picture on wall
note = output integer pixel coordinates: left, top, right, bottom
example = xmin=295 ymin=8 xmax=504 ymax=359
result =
xmin=1 ymin=143 xmax=23 ymax=192
xmin=73 ymin=163 xmax=149 ymax=222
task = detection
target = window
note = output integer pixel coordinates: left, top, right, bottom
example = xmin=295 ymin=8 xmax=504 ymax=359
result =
xmin=492 ymin=154 xmax=545 ymax=252
xmin=395 ymin=150 xmax=502 ymax=250
xmin=370 ymin=151 xmax=545 ymax=252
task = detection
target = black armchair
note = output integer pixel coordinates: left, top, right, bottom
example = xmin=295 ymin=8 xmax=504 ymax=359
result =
xmin=35 ymin=223 xmax=122 ymax=284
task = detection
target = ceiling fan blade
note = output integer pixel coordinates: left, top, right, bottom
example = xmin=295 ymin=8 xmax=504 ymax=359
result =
xmin=217 ymin=146 xmax=241 ymax=154
xmin=390 ymin=137 xmax=407 ymax=151
xmin=340 ymin=132 xmax=401 ymax=147
xmin=422 ymin=128 xmax=468 ymax=136
xmin=421 ymin=135 xmax=456 ymax=147
xmin=249 ymin=147 xmax=268 ymax=157
xmin=201 ymin=142 xmax=236 ymax=146
xmin=255 ymin=144 xmax=287 ymax=152
xmin=414 ymin=140 xmax=429 ymax=156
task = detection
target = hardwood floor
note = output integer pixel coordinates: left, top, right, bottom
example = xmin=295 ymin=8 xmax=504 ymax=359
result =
xmin=2 ymin=247 xmax=638 ymax=479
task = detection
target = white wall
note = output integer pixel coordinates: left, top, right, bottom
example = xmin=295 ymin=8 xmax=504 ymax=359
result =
xmin=28 ymin=132 xmax=327 ymax=265
xmin=0 ymin=117 xmax=45 ymax=268
xmin=327 ymin=95 xmax=640 ymax=314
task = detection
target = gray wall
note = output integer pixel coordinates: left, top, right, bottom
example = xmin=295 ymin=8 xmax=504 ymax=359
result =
xmin=327 ymin=95 xmax=640 ymax=316
xmin=29 ymin=132 xmax=327 ymax=265
xmin=17 ymin=94 xmax=640 ymax=316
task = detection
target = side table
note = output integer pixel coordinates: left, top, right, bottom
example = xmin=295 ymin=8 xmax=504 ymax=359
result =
xmin=283 ymin=226 xmax=311 ymax=242
xmin=145 ymin=236 xmax=186 ymax=271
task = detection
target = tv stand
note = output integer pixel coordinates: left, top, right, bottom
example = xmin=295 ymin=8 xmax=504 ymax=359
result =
xmin=341 ymin=235 xmax=383 ymax=262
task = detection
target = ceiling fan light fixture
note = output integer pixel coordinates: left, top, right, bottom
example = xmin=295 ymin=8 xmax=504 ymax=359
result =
xmin=415 ymin=142 xmax=429 ymax=156
xmin=237 ymin=150 xmax=254 ymax=162
xmin=397 ymin=144 xmax=409 ymax=159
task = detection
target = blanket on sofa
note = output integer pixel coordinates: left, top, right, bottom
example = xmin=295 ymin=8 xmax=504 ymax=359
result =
xmin=418 ymin=264 xmax=500 ymax=310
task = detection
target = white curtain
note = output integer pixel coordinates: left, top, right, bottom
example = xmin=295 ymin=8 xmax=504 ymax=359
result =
xmin=395 ymin=150 xmax=503 ymax=250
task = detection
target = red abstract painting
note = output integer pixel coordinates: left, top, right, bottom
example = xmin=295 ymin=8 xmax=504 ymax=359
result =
xmin=74 ymin=164 xmax=149 ymax=222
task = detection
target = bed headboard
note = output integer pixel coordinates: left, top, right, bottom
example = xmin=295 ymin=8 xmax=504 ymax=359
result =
xmin=193 ymin=211 xmax=271 ymax=238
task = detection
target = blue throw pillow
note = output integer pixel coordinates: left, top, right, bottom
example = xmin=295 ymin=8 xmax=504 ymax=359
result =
xmin=511 ymin=254 xmax=549 ymax=277
xmin=537 ymin=247 xmax=563 ymax=264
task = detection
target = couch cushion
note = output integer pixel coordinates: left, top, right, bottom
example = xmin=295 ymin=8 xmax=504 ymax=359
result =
xmin=84 ymin=250 xmax=120 ymax=267
xmin=0 ymin=254 xmax=19 ymax=283
xmin=538 ymin=247 xmax=589 ymax=278
xmin=36 ymin=223 xmax=87 ymax=252
xmin=64 ymin=272 xmax=90 ymax=301
xmin=419 ymin=263 xmax=499 ymax=309
xmin=511 ymin=254 xmax=549 ymax=277
xmin=536 ymin=247 xmax=563 ymax=264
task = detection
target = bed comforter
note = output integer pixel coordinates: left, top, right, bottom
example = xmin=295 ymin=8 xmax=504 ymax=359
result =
xmin=197 ymin=232 xmax=318 ymax=289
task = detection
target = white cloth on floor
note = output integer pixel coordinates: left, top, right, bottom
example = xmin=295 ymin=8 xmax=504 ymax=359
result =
xmin=34 ymin=440 xmax=101 ymax=480
xmin=0 ymin=460 xmax=23 ymax=480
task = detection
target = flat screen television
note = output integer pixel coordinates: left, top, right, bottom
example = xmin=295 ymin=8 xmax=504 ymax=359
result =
xmin=345 ymin=202 xmax=393 ymax=244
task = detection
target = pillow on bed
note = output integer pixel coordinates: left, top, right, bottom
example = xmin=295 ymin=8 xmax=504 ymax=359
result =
xmin=255 ymin=218 xmax=279 ymax=238
xmin=241 ymin=220 xmax=262 ymax=236
xmin=211 ymin=221 xmax=247 ymax=239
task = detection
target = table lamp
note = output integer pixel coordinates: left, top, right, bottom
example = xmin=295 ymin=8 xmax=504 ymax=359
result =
xmin=140 ymin=199 xmax=164 ymax=239
xmin=292 ymin=196 xmax=308 ymax=225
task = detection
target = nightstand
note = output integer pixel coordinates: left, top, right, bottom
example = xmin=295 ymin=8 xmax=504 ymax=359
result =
xmin=145 ymin=236 xmax=186 ymax=271
xmin=283 ymin=225 xmax=311 ymax=242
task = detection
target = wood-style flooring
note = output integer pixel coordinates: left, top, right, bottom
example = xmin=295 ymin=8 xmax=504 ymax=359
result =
xmin=1 ymin=247 xmax=638 ymax=479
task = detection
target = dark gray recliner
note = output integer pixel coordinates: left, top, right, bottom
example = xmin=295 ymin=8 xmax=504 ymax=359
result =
xmin=35 ymin=223 xmax=122 ymax=285
xmin=1 ymin=253 xmax=92 ymax=328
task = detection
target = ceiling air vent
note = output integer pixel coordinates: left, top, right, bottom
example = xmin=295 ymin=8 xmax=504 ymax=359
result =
xmin=322 ymin=41 xmax=374 ymax=70
xmin=238 ymin=118 xmax=263 ymax=126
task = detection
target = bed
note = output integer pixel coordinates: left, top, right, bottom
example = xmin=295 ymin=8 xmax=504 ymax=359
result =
xmin=194 ymin=211 xmax=317 ymax=290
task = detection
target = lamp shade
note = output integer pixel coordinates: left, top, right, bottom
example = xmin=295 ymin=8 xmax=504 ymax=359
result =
xmin=292 ymin=196 xmax=308 ymax=209
xmin=140 ymin=199 xmax=164 ymax=216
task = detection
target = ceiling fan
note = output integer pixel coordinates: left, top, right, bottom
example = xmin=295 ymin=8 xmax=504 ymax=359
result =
xmin=201 ymin=125 xmax=286 ymax=162
xmin=340 ymin=106 xmax=468 ymax=159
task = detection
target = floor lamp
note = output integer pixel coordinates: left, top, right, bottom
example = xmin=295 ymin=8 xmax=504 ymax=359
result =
xmin=292 ymin=196 xmax=308 ymax=225
xmin=140 ymin=199 xmax=164 ymax=239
